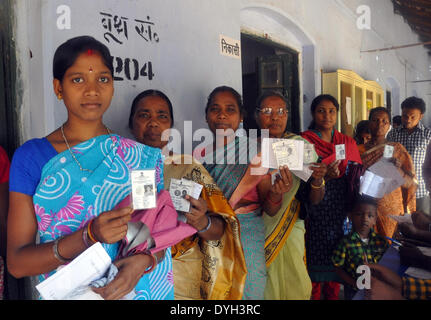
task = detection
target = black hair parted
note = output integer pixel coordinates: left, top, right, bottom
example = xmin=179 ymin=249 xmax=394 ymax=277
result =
xmin=308 ymin=94 xmax=340 ymax=130
xmin=401 ymin=96 xmax=426 ymax=114
xmin=129 ymin=89 xmax=174 ymax=129
xmin=354 ymin=120 xmax=370 ymax=144
xmin=369 ymin=107 xmax=391 ymax=123
xmin=349 ymin=193 xmax=378 ymax=212
xmin=205 ymin=86 xmax=246 ymax=117
xmin=53 ymin=35 xmax=114 ymax=81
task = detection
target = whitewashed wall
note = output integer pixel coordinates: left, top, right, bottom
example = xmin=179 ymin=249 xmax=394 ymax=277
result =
xmin=13 ymin=0 xmax=431 ymax=148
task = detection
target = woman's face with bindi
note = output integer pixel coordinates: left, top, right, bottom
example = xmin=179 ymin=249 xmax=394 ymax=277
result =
xmin=53 ymin=50 xmax=114 ymax=123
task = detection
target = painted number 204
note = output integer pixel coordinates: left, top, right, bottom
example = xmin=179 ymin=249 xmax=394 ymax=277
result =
xmin=111 ymin=57 xmax=154 ymax=81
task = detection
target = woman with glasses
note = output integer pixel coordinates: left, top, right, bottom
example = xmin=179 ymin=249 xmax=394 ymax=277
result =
xmin=358 ymin=107 xmax=416 ymax=237
xmin=301 ymin=94 xmax=362 ymax=300
xmin=196 ymin=86 xmax=300 ymax=300
xmin=254 ymin=91 xmax=327 ymax=300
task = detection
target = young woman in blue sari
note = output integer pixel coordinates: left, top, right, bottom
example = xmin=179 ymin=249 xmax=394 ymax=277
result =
xmin=7 ymin=36 xmax=179 ymax=300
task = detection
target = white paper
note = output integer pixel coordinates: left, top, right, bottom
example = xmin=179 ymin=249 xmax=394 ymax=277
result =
xmin=188 ymin=180 xmax=203 ymax=200
xmin=36 ymin=242 xmax=112 ymax=300
xmin=131 ymin=169 xmax=156 ymax=210
xmin=389 ymin=214 xmax=413 ymax=225
xmin=368 ymin=159 xmax=404 ymax=195
xmin=335 ymin=144 xmax=346 ymax=161
xmin=418 ymin=246 xmax=431 ymax=257
xmin=262 ymin=138 xmax=303 ymax=170
xmin=292 ymin=164 xmax=314 ymax=182
xmin=383 ymin=145 xmax=394 ymax=158
xmin=169 ymin=178 xmax=194 ymax=212
xmin=360 ymin=171 xmax=386 ymax=198
xmin=405 ymin=248 xmax=431 ymax=279
xmin=405 ymin=267 xmax=431 ymax=279
xmin=346 ymin=97 xmax=352 ymax=125
xmin=303 ymin=144 xmax=316 ymax=164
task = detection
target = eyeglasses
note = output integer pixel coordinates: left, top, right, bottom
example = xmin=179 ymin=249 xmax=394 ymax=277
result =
xmin=370 ymin=119 xmax=390 ymax=125
xmin=257 ymin=107 xmax=288 ymax=116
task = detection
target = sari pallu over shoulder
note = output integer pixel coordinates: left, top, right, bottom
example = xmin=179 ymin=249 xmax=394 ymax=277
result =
xmin=33 ymin=134 xmax=175 ymax=300
xmin=164 ymin=154 xmax=247 ymax=300
xmin=301 ymin=129 xmax=362 ymax=175
xmin=202 ymin=137 xmax=269 ymax=300
xmin=262 ymin=133 xmax=318 ymax=300
xmin=263 ymin=133 xmax=318 ymax=266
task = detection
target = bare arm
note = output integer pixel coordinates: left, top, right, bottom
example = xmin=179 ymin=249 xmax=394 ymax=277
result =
xmin=257 ymin=166 xmax=293 ymax=217
xmin=184 ymin=195 xmax=225 ymax=241
xmin=308 ymin=163 xmax=327 ymax=205
xmin=7 ymin=191 xmax=132 ymax=278
xmin=399 ymin=223 xmax=431 ymax=244
xmin=7 ymin=192 xmax=89 ymax=278
xmin=335 ymin=267 xmax=356 ymax=288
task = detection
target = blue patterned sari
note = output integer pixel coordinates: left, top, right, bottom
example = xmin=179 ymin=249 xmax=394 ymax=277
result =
xmin=33 ymin=134 xmax=174 ymax=300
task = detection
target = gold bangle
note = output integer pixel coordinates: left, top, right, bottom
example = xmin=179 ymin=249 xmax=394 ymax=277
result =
xmin=311 ymin=178 xmax=325 ymax=189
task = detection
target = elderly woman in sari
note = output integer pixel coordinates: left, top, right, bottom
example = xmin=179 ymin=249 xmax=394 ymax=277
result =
xmin=301 ymin=94 xmax=363 ymax=300
xmin=358 ymin=107 xmax=416 ymax=237
xmin=193 ymin=86 xmax=309 ymax=299
xmin=254 ymin=91 xmax=327 ymax=300
xmin=129 ymin=89 xmax=246 ymax=300
xmin=7 ymin=36 xmax=189 ymax=300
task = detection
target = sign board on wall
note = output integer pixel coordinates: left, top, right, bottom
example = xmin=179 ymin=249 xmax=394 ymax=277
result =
xmin=219 ymin=35 xmax=241 ymax=59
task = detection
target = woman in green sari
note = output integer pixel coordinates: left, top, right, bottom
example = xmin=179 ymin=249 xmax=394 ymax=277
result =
xmin=254 ymin=91 xmax=327 ymax=300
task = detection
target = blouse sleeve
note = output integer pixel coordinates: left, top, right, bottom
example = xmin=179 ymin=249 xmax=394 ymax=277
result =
xmin=9 ymin=139 xmax=56 ymax=196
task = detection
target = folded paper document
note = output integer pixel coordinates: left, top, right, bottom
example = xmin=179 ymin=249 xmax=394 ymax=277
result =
xmin=36 ymin=242 xmax=111 ymax=300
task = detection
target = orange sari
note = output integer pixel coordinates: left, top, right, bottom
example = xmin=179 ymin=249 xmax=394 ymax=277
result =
xmin=358 ymin=142 xmax=417 ymax=237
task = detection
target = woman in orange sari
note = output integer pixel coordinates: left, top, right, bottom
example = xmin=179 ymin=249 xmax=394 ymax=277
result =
xmin=358 ymin=107 xmax=417 ymax=237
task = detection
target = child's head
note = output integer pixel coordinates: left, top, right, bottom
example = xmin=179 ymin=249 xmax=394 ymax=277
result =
xmin=349 ymin=195 xmax=378 ymax=237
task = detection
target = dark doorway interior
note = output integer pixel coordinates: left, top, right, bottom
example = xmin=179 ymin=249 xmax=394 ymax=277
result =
xmin=0 ymin=0 xmax=18 ymax=158
xmin=0 ymin=0 xmax=25 ymax=300
xmin=241 ymin=33 xmax=300 ymax=134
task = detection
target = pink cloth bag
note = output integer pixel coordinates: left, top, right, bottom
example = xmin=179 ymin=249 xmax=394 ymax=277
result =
xmin=115 ymin=190 xmax=196 ymax=258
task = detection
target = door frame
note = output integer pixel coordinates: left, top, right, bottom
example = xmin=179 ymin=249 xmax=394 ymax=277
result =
xmin=0 ymin=0 xmax=19 ymax=158
xmin=241 ymin=32 xmax=300 ymax=133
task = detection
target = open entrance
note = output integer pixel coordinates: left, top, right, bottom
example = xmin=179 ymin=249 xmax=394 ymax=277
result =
xmin=241 ymin=33 xmax=300 ymax=134
xmin=0 ymin=0 xmax=24 ymax=300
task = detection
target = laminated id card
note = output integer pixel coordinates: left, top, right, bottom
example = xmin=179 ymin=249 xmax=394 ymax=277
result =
xmin=130 ymin=169 xmax=156 ymax=210
xmin=383 ymin=145 xmax=394 ymax=158
xmin=335 ymin=144 xmax=346 ymax=161
xmin=169 ymin=178 xmax=194 ymax=212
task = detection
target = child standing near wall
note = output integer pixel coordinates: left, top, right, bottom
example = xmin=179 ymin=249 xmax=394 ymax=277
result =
xmin=332 ymin=195 xmax=389 ymax=300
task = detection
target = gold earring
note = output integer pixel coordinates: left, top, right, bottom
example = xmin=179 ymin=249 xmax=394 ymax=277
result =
xmin=57 ymin=93 xmax=62 ymax=100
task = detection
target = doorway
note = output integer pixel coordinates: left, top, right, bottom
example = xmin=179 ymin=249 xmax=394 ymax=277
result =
xmin=0 ymin=0 xmax=25 ymax=300
xmin=241 ymin=33 xmax=300 ymax=134
xmin=0 ymin=0 xmax=18 ymax=158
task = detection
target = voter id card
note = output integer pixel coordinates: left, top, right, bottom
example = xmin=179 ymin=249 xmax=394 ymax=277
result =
xmin=130 ymin=169 xmax=156 ymax=210
xmin=383 ymin=145 xmax=394 ymax=158
xmin=335 ymin=144 xmax=346 ymax=161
